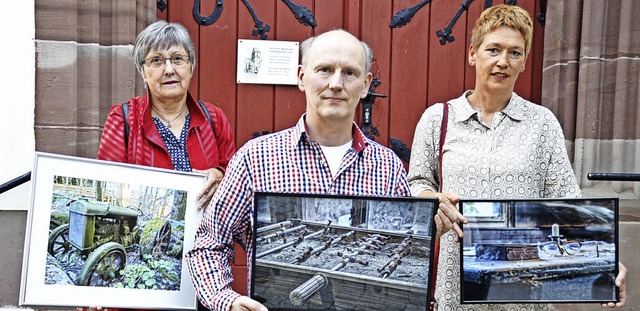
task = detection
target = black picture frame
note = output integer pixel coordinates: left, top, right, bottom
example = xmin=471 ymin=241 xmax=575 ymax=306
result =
xmin=459 ymin=198 xmax=619 ymax=304
xmin=251 ymin=192 xmax=439 ymax=311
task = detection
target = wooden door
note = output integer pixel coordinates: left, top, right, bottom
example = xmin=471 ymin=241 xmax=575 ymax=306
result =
xmin=160 ymin=0 xmax=546 ymax=296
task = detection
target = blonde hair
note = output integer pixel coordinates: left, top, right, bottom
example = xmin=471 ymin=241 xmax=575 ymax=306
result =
xmin=471 ymin=4 xmax=533 ymax=58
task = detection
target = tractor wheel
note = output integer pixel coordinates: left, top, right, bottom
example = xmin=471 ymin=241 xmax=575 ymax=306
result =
xmin=139 ymin=219 xmax=173 ymax=259
xmin=77 ymin=242 xmax=126 ymax=286
xmin=152 ymin=221 xmax=172 ymax=255
xmin=48 ymin=224 xmax=70 ymax=257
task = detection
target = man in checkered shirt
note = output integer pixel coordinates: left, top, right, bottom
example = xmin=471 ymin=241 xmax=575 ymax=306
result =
xmin=185 ymin=29 xmax=413 ymax=311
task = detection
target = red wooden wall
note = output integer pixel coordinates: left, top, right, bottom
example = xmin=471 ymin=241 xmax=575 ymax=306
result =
xmin=159 ymin=0 xmax=546 ymax=295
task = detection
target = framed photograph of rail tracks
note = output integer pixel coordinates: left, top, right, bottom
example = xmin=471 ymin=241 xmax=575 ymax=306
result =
xmin=20 ymin=152 xmax=205 ymax=310
xmin=459 ymin=198 xmax=619 ymax=304
xmin=250 ymin=191 xmax=439 ymax=311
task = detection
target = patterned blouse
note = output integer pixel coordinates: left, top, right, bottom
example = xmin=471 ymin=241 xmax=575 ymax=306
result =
xmin=152 ymin=114 xmax=192 ymax=172
xmin=408 ymin=91 xmax=581 ymax=310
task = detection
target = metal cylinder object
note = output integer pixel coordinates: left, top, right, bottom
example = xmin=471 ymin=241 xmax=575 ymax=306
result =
xmin=289 ymin=274 xmax=328 ymax=305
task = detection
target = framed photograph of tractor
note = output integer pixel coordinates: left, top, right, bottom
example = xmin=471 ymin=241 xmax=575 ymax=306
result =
xmin=20 ymin=152 xmax=205 ymax=310
xmin=459 ymin=198 xmax=619 ymax=305
xmin=250 ymin=192 xmax=438 ymax=311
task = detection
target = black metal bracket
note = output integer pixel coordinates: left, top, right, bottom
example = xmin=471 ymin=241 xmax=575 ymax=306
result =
xmin=360 ymin=77 xmax=386 ymax=141
xmin=536 ymin=0 xmax=547 ymax=26
xmin=392 ymin=0 xmax=545 ymax=47
xmin=253 ymin=130 xmax=271 ymax=138
xmin=193 ymin=0 xmax=223 ymax=26
xmin=191 ymin=0 xmax=315 ymax=40
xmin=483 ymin=0 xmax=492 ymax=10
xmin=282 ymin=0 xmax=317 ymax=27
xmin=436 ymin=0 xmax=474 ymax=45
xmin=389 ymin=0 xmax=432 ymax=28
xmin=157 ymin=0 xmax=168 ymax=12
xmin=241 ymin=0 xmax=271 ymax=39
xmin=390 ymin=138 xmax=411 ymax=163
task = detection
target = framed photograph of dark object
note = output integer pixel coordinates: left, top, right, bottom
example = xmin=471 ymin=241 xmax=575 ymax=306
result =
xmin=20 ymin=152 xmax=205 ymax=310
xmin=251 ymin=192 xmax=438 ymax=311
xmin=459 ymin=198 xmax=619 ymax=304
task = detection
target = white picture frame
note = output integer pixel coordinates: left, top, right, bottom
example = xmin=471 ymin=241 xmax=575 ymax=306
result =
xmin=20 ymin=152 xmax=205 ymax=310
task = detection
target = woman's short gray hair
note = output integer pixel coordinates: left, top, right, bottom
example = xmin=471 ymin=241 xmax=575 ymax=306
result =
xmin=300 ymin=30 xmax=373 ymax=74
xmin=133 ymin=20 xmax=196 ymax=74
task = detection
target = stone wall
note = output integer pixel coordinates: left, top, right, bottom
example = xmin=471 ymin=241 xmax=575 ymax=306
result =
xmin=34 ymin=0 xmax=155 ymax=158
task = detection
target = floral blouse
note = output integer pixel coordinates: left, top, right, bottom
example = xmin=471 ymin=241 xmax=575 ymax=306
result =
xmin=408 ymin=91 xmax=581 ymax=310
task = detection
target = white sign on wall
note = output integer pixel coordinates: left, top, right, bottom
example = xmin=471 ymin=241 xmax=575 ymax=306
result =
xmin=236 ymin=39 xmax=299 ymax=85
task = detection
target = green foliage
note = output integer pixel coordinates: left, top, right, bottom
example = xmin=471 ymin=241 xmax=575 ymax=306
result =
xmin=168 ymin=243 xmax=183 ymax=258
xmin=116 ymin=255 xmax=179 ymax=290
xmin=50 ymin=213 xmax=69 ymax=226
xmin=140 ymin=218 xmax=165 ymax=246
xmin=168 ymin=226 xmax=185 ymax=258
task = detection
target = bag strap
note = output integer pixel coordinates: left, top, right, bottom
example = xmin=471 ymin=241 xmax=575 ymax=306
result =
xmin=430 ymin=102 xmax=449 ymax=310
xmin=122 ymin=100 xmax=216 ymax=150
xmin=121 ymin=101 xmax=130 ymax=149
xmin=197 ymin=100 xmax=216 ymax=135
xmin=438 ymin=103 xmax=449 ymax=191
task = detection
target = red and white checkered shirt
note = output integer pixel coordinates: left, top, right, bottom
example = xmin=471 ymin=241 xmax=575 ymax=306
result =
xmin=185 ymin=115 xmax=411 ymax=310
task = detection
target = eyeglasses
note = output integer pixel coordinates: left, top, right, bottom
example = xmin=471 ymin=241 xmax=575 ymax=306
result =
xmin=538 ymin=240 xmax=582 ymax=256
xmin=537 ymin=240 xmax=607 ymax=258
xmin=142 ymin=54 xmax=190 ymax=68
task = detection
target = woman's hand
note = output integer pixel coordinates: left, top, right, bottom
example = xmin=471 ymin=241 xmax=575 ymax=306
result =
xmin=231 ymin=295 xmax=268 ymax=311
xmin=601 ymin=262 xmax=627 ymax=308
xmin=418 ymin=190 xmax=467 ymax=240
xmin=193 ymin=168 xmax=224 ymax=210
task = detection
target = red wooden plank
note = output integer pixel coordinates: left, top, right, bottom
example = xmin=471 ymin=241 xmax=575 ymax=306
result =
xmin=235 ymin=1 xmax=277 ymax=147
xmin=361 ymin=0 xmax=392 ymax=148
xmin=273 ymin=0 xmax=313 ymax=132
xmin=389 ymin=0 xmax=431 ymax=157
xmin=230 ymin=265 xmax=248 ymax=295
xmin=530 ymin=0 xmax=545 ymax=105
xmin=344 ymin=0 xmax=362 ymax=36
xmin=167 ymin=0 xmax=200 ymax=99
xmin=198 ymin=0 xmax=239 ymax=136
xmin=427 ymin=0 xmax=468 ymax=106
xmin=314 ymin=0 xmax=344 ymax=33
xmin=513 ymin=1 xmax=536 ymax=101
xmin=156 ymin=2 xmax=167 ymax=22
xmin=464 ymin=1 xmax=485 ymax=91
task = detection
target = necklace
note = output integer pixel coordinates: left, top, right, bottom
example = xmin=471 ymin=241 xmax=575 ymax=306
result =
xmin=152 ymin=104 xmax=187 ymax=128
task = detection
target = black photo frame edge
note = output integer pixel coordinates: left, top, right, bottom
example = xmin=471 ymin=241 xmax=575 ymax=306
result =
xmin=250 ymin=191 xmax=439 ymax=311
xmin=458 ymin=197 xmax=620 ymax=305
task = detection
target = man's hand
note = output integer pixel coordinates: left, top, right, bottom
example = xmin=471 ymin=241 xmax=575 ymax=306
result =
xmin=193 ymin=168 xmax=224 ymax=210
xmin=418 ymin=190 xmax=467 ymax=240
xmin=601 ymin=262 xmax=627 ymax=308
xmin=231 ymin=296 xmax=268 ymax=311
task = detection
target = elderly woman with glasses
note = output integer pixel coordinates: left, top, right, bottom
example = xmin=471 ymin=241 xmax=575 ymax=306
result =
xmin=97 ymin=20 xmax=236 ymax=210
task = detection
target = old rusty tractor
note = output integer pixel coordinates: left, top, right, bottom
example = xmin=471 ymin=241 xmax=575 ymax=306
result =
xmin=47 ymin=198 xmax=172 ymax=286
